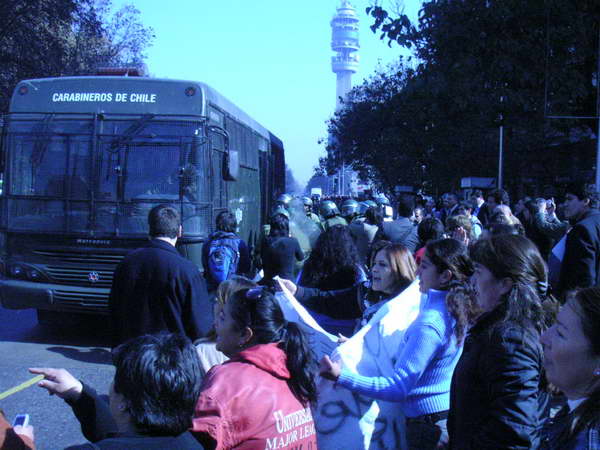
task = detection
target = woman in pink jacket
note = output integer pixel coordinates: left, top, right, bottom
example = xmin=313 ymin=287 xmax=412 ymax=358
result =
xmin=192 ymin=287 xmax=318 ymax=450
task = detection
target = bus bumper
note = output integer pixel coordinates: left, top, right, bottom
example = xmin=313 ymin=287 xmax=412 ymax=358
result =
xmin=0 ymin=279 xmax=110 ymax=315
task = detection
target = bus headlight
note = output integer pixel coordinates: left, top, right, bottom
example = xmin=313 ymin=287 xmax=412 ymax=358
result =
xmin=6 ymin=263 xmax=47 ymax=282
xmin=9 ymin=264 xmax=23 ymax=277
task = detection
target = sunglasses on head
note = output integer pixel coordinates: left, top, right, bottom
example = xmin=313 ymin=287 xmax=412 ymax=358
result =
xmin=244 ymin=286 xmax=267 ymax=300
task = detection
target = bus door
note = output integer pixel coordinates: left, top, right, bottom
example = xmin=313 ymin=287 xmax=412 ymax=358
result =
xmin=259 ymin=150 xmax=270 ymax=226
xmin=208 ymin=127 xmax=227 ymax=233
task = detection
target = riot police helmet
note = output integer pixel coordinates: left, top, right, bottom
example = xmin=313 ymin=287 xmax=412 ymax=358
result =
xmin=271 ymin=205 xmax=290 ymax=219
xmin=320 ymin=200 xmax=339 ymax=219
xmin=276 ymin=193 xmax=293 ymax=209
xmin=341 ymin=199 xmax=359 ymax=218
xmin=374 ymin=194 xmax=390 ymax=206
xmin=357 ymin=201 xmax=371 ymax=216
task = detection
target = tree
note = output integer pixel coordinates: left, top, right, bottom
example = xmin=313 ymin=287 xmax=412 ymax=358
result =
xmin=327 ymin=61 xmax=417 ymax=194
xmin=343 ymin=0 xmax=600 ymax=195
xmin=326 ymin=57 xmax=498 ymax=196
xmin=0 ymin=0 xmax=154 ymax=111
xmin=285 ymin=165 xmax=303 ymax=195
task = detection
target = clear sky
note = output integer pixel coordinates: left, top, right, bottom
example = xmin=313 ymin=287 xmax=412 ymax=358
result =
xmin=113 ymin=1 xmax=422 ymax=186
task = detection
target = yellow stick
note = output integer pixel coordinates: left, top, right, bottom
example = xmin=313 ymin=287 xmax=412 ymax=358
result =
xmin=0 ymin=375 xmax=44 ymax=400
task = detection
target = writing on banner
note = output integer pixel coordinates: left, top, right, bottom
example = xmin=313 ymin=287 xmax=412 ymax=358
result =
xmin=273 ymin=277 xmax=422 ymax=449
xmin=316 ymin=280 xmax=422 ymax=450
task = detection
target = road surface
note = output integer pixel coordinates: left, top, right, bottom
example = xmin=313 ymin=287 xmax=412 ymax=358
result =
xmin=0 ymin=306 xmax=114 ymax=449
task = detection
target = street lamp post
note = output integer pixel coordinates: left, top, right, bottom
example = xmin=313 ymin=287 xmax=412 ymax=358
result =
xmin=595 ymin=26 xmax=600 ymax=191
xmin=498 ymin=95 xmax=505 ymax=189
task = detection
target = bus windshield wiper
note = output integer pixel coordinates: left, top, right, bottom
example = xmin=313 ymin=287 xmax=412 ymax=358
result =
xmin=30 ymin=114 xmax=55 ymax=167
xmin=107 ymin=114 xmax=155 ymax=153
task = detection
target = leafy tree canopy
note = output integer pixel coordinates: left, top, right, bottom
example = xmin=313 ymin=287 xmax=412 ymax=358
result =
xmin=0 ymin=0 xmax=154 ymax=111
xmin=326 ymin=0 xmax=600 ymax=197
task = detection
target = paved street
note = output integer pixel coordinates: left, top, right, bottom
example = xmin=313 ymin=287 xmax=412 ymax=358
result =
xmin=0 ymin=306 xmax=114 ymax=449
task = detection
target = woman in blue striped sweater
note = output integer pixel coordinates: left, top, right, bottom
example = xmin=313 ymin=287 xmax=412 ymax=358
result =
xmin=320 ymin=238 xmax=477 ymax=449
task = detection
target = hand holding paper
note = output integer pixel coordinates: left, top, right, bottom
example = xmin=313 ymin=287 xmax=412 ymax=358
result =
xmin=319 ymin=355 xmax=341 ymax=381
xmin=276 ymin=277 xmax=298 ymax=296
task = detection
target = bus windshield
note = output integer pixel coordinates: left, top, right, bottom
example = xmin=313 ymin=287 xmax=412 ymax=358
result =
xmin=6 ymin=115 xmax=211 ymax=237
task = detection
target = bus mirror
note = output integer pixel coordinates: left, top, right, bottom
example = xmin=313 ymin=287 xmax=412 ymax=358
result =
xmin=223 ymin=150 xmax=239 ymax=181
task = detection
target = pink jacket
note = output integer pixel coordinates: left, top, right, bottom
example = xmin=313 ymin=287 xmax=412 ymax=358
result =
xmin=192 ymin=343 xmax=317 ymax=450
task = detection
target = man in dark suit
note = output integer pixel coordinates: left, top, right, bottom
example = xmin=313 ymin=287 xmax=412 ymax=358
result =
xmin=439 ymin=192 xmax=459 ymax=226
xmin=558 ymin=183 xmax=600 ymax=298
xmin=374 ymin=196 xmax=420 ymax=252
xmin=109 ymin=204 xmax=208 ymax=347
xmin=477 ymin=188 xmax=510 ymax=228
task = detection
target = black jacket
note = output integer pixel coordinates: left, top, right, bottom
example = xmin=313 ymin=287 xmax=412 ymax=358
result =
xmin=558 ymin=209 xmax=600 ymax=296
xmin=439 ymin=204 xmax=459 ymax=226
xmin=109 ymin=239 xmax=208 ymax=347
xmin=65 ymin=384 xmax=203 ymax=449
xmin=448 ymin=307 xmax=548 ymax=449
xmin=374 ymin=217 xmax=420 ymax=252
xmin=259 ymin=236 xmax=304 ymax=283
xmin=295 ymin=283 xmax=363 ymax=320
xmin=477 ymin=203 xmax=491 ymax=228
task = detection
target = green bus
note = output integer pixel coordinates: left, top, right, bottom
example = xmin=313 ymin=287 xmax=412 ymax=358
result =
xmin=0 ymin=74 xmax=285 ymax=323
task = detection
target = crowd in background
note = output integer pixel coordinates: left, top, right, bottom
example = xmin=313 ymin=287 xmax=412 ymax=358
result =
xmin=3 ymin=183 xmax=600 ymax=449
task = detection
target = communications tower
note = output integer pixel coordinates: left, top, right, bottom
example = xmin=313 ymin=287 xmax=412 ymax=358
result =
xmin=331 ymin=0 xmax=360 ymax=110
xmin=330 ymin=1 xmax=360 ymax=196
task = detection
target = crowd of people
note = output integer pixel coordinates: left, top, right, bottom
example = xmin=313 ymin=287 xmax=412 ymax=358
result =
xmin=3 ymin=184 xmax=600 ymax=449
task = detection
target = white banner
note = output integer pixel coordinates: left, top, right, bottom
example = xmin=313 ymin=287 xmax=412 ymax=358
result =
xmin=275 ymin=279 xmax=339 ymax=359
xmin=275 ymin=279 xmax=422 ymax=450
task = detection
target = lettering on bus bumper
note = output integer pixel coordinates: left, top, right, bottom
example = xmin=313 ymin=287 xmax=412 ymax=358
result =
xmin=76 ymin=239 xmax=111 ymax=245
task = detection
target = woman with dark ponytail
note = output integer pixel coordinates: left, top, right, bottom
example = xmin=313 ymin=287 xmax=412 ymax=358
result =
xmin=540 ymin=287 xmax=600 ymax=449
xmin=192 ymin=287 xmax=318 ymax=449
xmin=320 ymin=239 xmax=477 ymax=449
xmin=448 ymin=234 xmax=554 ymax=449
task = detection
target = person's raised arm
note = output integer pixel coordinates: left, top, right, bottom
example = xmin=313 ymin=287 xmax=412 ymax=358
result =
xmin=29 ymin=368 xmax=117 ymax=442
xmin=29 ymin=368 xmax=83 ymax=401
xmin=278 ymin=278 xmax=362 ymax=320
xmin=533 ymin=201 xmax=567 ymax=240
xmin=322 ymin=323 xmax=444 ymax=402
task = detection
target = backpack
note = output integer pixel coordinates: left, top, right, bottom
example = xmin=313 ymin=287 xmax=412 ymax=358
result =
xmin=207 ymin=235 xmax=241 ymax=283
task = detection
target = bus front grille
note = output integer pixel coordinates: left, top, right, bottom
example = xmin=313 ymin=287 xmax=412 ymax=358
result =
xmin=53 ymin=289 xmax=109 ymax=313
xmin=33 ymin=250 xmax=124 ymax=265
xmin=46 ymin=266 xmax=115 ymax=288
